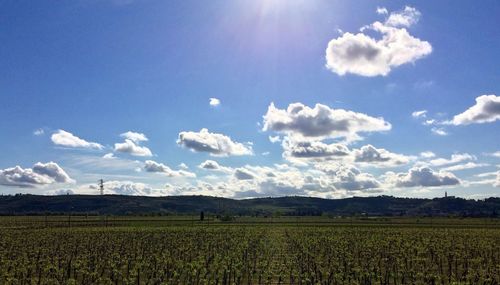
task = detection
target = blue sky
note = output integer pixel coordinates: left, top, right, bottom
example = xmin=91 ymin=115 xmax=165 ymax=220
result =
xmin=0 ymin=0 xmax=499 ymax=198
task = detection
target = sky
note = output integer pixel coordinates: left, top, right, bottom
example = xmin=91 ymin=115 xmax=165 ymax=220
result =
xmin=0 ymin=0 xmax=499 ymax=199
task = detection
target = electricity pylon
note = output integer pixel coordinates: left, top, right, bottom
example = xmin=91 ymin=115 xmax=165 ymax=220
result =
xmin=98 ymin=179 xmax=104 ymax=195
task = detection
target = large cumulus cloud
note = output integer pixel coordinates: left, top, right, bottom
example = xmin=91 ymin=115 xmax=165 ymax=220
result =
xmin=262 ymin=102 xmax=391 ymax=141
xmin=0 ymin=162 xmax=73 ymax=188
xmin=325 ymin=6 xmax=431 ymax=77
xmin=177 ymin=128 xmax=253 ymax=156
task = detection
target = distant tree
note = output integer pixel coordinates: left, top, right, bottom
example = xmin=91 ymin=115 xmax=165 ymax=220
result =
xmin=200 ymin=211 xmax=204 ymax=221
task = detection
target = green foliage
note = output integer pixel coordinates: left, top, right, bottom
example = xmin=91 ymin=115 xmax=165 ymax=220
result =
xmin=0 ymin=220 xmax=499 ymax=284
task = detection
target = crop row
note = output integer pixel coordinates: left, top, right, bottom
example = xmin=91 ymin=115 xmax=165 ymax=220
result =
xmin=0 ymin=226 xmax=499 ymax=284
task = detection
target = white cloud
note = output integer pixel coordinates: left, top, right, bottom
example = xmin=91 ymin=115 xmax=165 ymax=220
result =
xmin=268 ymin=135 xmax=281 ymax=143
xmin=32 ymin=162 xmax=73 ymax=183
xmin=420 ymin=151 xmax=436 ymax=158
xmin=114 ymin=131 xmax=152 ymax=157
xmin=243 ymin=169 xmax=316 ymax=197
xmin=485 ymin=151 xmax=500 ymax=158
xmin=51 ymin=130 xmax=103 ymax=150
xmin=0 ymin=162 xmax=73 ymax=188
xmin=62 ymin=180 xmax=177 ymax=196
xmin=209 ymin=98 xmax=220 ymax=107
xmin=120 ymin=131 xmax=148 ymax=143
xmin=33 ymin=129 xmax=44 ymax=136
xmin=385 ymin=166 xmax=460 ymax=187
xmin=103 ymin=153 xmax=115 ymax=159
xmin=466 ymin=171 xmax=499 ymax=188
xmin=376 ymin=7 xmax=388 ymax=15
xmin=448 ymin=95 xmax=500 ymax=125
xmin=0 ymin=166 xmax=53 ymax=187
xmin=283 ymin=140 xmax=350 ymax=159
xmin=431 ymin=127 xmax=448 ymax=136
xmin=234 ymin=168 xmax=256 ymax=180
xmin=412 ymin=110 xmax=427 ymax=118
xmin=474 ymin=171 xmax=498 ymax=178
xmin=46 ymin=189 xmax=75 ymax=195
xmin=429 ymin=153 xmax=475 ymax=167
xmin=198 ymin=160 xmax=232 ymax=173
xmin=423 ymin=119 xmax=436 ymax=126
xmin=441 ymin=162 xmax=489 ymax=172
xmin=104 ymin=181 xmax=169 ymax=196
xmin=144 ymin=160 xmax=196 ymax=178
xmin=158 ymin=163 xmax=386 ymax=199
xmin=352 ymin=144 xmax=411 ymax=167
xmin=198 ymin=160 xmax=220 ymax=170
xmin=178 ymin=163 xmax=189 ymax=170
xmin=280 ymin=138 xmax=411 ymax=168
xmin=227 ymin=165 xmax=322 ymax=197
xmin=262 ymin=102 xmax=391 ymax=142
xmin=325 ymin=6 xmax=431 ymax=76
xmin=177 ymin=128 xmax=253 ymax=156
xmin=385 ymin=6 xmax=421 ymax=28
xmin=111 ymin=182 xmax=156 ymax=195
xmin=316 ymin=163 xmax=381 ymax=191
xmin=114 ymin=139 xmax=153 ymax=157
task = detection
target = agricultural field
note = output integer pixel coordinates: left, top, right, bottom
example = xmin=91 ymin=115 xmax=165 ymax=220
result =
xmin=0 ymin=216 xmax=499 ymax=284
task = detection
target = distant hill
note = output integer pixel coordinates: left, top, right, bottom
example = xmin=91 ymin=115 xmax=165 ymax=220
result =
xmin=0 ymin=194 xmax=499 ymax=217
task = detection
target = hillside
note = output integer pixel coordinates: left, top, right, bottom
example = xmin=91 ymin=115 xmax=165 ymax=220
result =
xmin=0 ymin=194 xmax=499 ymax=217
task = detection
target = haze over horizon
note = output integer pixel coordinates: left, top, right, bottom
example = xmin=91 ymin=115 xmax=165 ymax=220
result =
xmin=0 ymin=0 xmax=499 ymax=199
